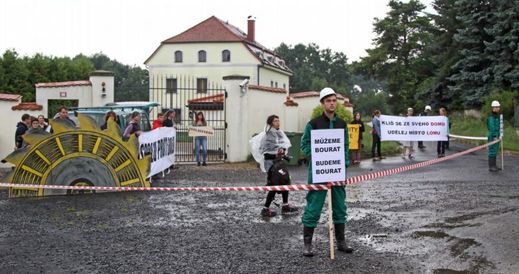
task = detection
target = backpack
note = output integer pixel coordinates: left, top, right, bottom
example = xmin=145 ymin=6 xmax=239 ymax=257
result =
xmin=267 ymin=160 xmax=291 ymax=186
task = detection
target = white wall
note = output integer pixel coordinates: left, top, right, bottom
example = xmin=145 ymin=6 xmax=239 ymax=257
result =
xmin=246 ymin=88 xmax=287 ymax=139
xmin=36 ymin=85 xmax=92 ymax=117
xmin=147 ymin=42 xmax=261 ymax=85
xmin=258 ymin=67 xmax=289 ymax=90
xmin=90 ymin=75 xmax=114 ymax=106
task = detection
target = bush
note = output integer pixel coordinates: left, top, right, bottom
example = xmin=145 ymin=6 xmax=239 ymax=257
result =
xmin=311 ymin=102 xmax=353 ymax=123
xmin=481 ymin=90 xmax=517 ymax=123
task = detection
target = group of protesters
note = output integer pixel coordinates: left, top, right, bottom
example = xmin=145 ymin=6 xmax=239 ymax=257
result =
xmin=14 ymin=113 xmax=50 ymax=149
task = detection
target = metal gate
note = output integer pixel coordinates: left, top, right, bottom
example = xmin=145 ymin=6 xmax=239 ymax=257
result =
xmin=149 ymin=75 xmax=226 ymax=163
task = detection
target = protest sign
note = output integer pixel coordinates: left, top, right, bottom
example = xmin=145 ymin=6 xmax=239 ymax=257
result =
xmin=188 ymin=126 xmax=214 ymax=137
xmin=347 ymin=124 xmax=360 ymax=150
xmin=380 ymin=115 xmax=449 ymax=141
xmin=311 ymin=129 xmax=346 ymax=183
xmin=138 ymin=127 xmax=176 ymax=178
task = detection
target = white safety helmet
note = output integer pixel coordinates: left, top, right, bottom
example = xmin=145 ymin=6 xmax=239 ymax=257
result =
xmin=319 ymin=87 xmax=336 ymax=102
xmin=491 ymin=100 xmax=500 ymax=107
xmin=425 ymin=105 xmax=432 ymax=111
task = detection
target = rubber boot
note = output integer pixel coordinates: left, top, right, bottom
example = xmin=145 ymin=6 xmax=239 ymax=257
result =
xmin=335 ymin=224 xmax=354 ymax=253
xmin=488 ymin=156 xmax=499 ymax=172
xmin=303 ymin=226 xmax=314 ymax=257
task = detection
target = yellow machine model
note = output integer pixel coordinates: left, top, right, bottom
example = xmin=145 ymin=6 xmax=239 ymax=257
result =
xmin=2 ymin=113 xmax=150 ymax=197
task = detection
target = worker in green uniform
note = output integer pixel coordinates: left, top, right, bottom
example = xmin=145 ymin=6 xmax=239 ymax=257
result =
xmin=487 ymin=100 xmax=502 ymax=172
xmin=300 ymin=87 xmax=354 ymax=257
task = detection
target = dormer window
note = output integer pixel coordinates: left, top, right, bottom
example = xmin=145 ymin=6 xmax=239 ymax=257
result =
xmin=198 ymin=50 xmax=207 ymax=63
xmin=222 ymin=50 xmax=231 ymax=62
xmin=174 ymin=51 xmax=183 ymax=63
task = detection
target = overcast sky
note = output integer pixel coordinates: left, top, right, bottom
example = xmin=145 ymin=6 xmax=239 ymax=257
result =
xmin=0 ymin=0 xmax=433 ymax=67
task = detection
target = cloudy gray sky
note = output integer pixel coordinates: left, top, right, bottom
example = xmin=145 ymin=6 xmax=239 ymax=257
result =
xmin=0 ymin=0 xmax=433 ymax=67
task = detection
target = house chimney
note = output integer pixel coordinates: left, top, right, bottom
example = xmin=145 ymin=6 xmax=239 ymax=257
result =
xmin=247 ymin=16 xmax=255 ymax=42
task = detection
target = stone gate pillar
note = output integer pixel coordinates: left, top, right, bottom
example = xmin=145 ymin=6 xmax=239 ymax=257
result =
xmin=223 ymin=75 xmax=250 ymax=162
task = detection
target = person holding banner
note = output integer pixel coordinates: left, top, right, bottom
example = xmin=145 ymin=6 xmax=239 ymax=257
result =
xmin=163 ymin=110 xmax=176 ymax=128
xmin=371 ymin=110 xmax=384 ymax=161
xmin=152 ymin=112 xmax=164 ymax=129
xmin=193 ymin=112 xmax=208 ymax=166
xmin=487 ymin=101 xmax=502 ymax=172
xmin=437 ymin=108 xmax=448 ymax=158
xmin=418 ymin=105 xmax=432 ymax=149
xmin=402 ymin=107 xmax=415 ymax=159
xmin=300 ymin=87 xmax=353 ymax=257
xmin=259 ymin=115 xmax=298 ymax=217
xmin=123 ymin=111 xmax=142 ymax=140
xmin=350 ymin=112 xmax=365 ymax=164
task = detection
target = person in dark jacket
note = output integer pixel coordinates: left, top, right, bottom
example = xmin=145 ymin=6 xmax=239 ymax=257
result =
xmin=163 ymin=110 xmax=176 ymax=128
xmin=487 ymin=101 xmax=502 ymax=172
xmin=300 ymin=87 xmax=353 ymax=257
xmin=53 ymin=106 xmax=76 ymax=128
xmin=371 ymin=110 xmax=383 ymax=161
xmin=14 ymin=113 xmax=31 ymax=149
xmin=101 ymin=111 xmax=118 ymax=131
xmin=418 ymin=105 xmax=432 ymax=149
xmin=350 ymin=112 xmax=365 ymax=164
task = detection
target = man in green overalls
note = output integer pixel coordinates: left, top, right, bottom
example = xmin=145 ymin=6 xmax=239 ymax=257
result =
xmin=300 ymin=87 xmax=354 ymax=257
xmin=487 ymin=100 xmax=502 ymax=172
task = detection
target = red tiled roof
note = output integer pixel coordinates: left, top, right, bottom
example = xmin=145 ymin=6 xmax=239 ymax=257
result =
xmin=0 ymin=93 xmax=22 ymax=101
xmin=249 ymin=85 xmax=286 ymax=94
xmin=187 ymin=93 xmax=224 ymax=104
xmin=11 ymin=102 xmax=43 ymax=111
xmin=162 ymin=16 xmax=245 ymax=44
xmin=291 ymin=91 xmax=346 ymax=100
xmin=35 ymin=80 xmax=91 ymax=88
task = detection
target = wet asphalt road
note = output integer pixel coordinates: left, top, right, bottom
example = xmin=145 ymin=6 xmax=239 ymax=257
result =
xmin=0 ymin=142 xmax=518 ymax=273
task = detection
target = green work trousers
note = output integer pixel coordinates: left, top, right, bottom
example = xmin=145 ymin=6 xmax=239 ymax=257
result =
xmin=488 ymin=137 xmax=500 ymax=157
xmin=301 ymin=186 xmax=346 ymax=228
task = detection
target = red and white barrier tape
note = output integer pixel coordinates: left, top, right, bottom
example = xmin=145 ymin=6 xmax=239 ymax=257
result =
xmin=0 ymin=139 xmax=501 ymax=192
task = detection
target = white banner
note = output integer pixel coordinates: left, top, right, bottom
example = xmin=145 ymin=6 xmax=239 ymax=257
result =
xmin=310 ymin=129 xmax=346 ymax=184
xmin=380 ymin=115 xmax=449 ymax=141
xmin=138 ymin=127 xmax=176 ymax=178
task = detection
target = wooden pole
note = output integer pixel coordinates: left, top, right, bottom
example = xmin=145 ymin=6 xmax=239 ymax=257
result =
xmin=327 ymin=183 xmax=335 ymax=260
xmin=501 ymin=138 xmax=504 ymax=171
xmin=500 ymin=114 xmax=504 ymax=171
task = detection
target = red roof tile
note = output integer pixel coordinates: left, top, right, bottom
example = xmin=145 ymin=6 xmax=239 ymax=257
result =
xmin=163 ymin=16 xmax=245 ymax=44
xmin=11 ymin=102 xmax=43 ymax=111
xmin=249 ymin=85 xmax=286 ymax=94
xmin=35 ymin=80 xmax=91 ymax=88
xmin=0 ymin=93 xmax=22 ymax=101
xmin=187 ymin=93 xmax=224 ymax=104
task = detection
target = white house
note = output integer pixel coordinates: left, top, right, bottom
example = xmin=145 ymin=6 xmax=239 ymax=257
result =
xmin=144 ymin=16 xmax=293 ymax=112
xmin=35 ymin=70 xmax=115 ymax=117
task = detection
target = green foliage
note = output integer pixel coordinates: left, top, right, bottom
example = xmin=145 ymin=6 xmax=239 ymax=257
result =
xmin=275 ymin=43 xmax=352 ymax=96
xmin=310 ymin=102 xmax=353 ymax=123
xmin=481 ymin=91 xmax=517 ymax=123
xmin=0 ymin=50 xmax=148 ymax=103
xmin=450 ymin=113 xmax=519 ymax=151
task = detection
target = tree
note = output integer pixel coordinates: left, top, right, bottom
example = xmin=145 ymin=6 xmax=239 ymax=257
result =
xmin=448 ymin=0 xmax=496 ymax=108
xmin=485 ymin=0 xmax=519 ymax=92
xmin=357 ymin=0 xmax=434 ymax=113
xmin=275 ymin=43 xmax=352 ymax=95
